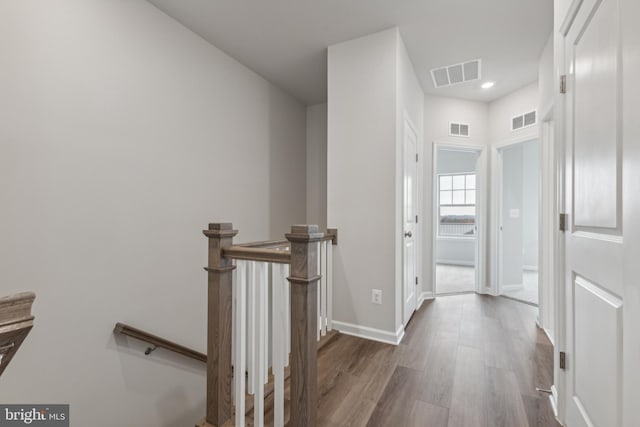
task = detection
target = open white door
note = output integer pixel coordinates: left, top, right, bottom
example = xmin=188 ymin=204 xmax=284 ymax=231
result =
xmin=403 ymin=120 xmax=418 ymax=325
xmin=560 ymin=0 xmax=636 ymax=425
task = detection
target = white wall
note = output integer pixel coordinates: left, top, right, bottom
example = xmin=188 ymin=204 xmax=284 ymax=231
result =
xmin=395 ymin=31 xmax=425 ymax=330
xmin=489 ymin=82 xmax=539 ymax=144
xmin=422 ymin=96 xmax=489 ymax=296
xmin=538 ymin=34 xmax=554 ymax=115
xmin=328 ymin=29 xmax=399 ymax=335
xmin=0 ymin=1 xmax=306 ymax=426
xmin=306 ymin=103 xmax=328 ymax=230
xmin=522 ymin=140 xmax=539 ymax=269
xmin=328 ymin=28 xmax=423 ymax=340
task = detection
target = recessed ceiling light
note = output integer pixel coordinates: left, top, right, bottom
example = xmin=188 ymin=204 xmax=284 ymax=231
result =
xmin=481 ymin=81 xmax=495 ymax=89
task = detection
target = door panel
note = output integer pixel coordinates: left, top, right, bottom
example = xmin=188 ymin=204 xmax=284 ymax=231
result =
xmin=564 ymin=0 xmax=624 ymax=426
xmin=573 ymin=0 xmax=620 ymax=229
xmin=403 ymin=120 xmax=418 ymax=325
xmin=573 ymin=276 xmax=622 ymax=427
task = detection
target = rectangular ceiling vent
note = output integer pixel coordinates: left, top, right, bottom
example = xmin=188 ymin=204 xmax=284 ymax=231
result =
xmin=512 ymin=110 xmax=537 ymax=131
xmin=431 ymin=59 xmax=482 ymax=88
xmin=449 ymin=122 xmax=470 ymax=137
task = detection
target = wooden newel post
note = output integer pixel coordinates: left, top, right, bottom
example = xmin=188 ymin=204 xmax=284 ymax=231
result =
xmin=201 ymin=222 xmax=238 ymax=427
xmin=286 ymin=224 xmax=323 ymax=427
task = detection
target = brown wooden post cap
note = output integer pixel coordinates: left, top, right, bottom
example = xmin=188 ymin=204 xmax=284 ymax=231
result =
xmin=203 ymin=222 xmax=238 ymax=238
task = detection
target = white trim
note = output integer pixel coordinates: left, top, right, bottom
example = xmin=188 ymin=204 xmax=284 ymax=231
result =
xmin=436 ymin=259 xmax=475 ymax=267
xmin=550 ymin=385 xmax=559 ymax=418
xmin=436 ymin=235 xmax=475 ymax=241
xmin=417 ymin=291 xmax=434 ymax=309
xmin=492 ymin=136 xmax=541 ymax=298
xmin=432 ymin=141 xmax=486 ymax=297
xmin=501 ymin=283 xmax=525 ymax=292
xmin=401 ymin=113 xmax=422 ymax=328
xmin=523 ymin=265 xmax=539 ymax=272
xmin=333 ymin=321 xmax=405 ymax=346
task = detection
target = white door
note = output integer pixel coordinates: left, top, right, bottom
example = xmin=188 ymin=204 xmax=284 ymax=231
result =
xmin=403 ymin=120 xmax=418 ymax=324
xmin=561 ymin=0 xmax=630 ymax=425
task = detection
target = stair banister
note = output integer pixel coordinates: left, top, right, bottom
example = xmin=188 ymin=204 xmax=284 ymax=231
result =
xmin=202 ymin=222 xmax=238 ymax=427
xmin=285 ymin=225 xmax=323 ymax=427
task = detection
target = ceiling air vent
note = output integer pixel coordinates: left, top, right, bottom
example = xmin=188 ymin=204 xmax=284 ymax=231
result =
xmin=512 ymin=110 xmax=537 ymax=131
xmin=449 ymin=122 xmax=470 ymax=137
xmin=431 ymin=59 xmax=482 ymax=88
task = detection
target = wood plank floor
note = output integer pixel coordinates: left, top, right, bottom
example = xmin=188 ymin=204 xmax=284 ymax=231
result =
xmin=239 ymin=293 xmax=559 ymax=427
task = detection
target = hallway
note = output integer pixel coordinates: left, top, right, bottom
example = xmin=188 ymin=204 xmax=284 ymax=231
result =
xmin=243 ymin=293 xmax=558 ymax=426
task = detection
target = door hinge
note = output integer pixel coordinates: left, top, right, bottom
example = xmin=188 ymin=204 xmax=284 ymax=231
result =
xmin=415 ymin=277 xmax=418 ymax=285
xmin=560 ymin=75 xmax=567 ymax=94
xmin=559 ymin=213 xmax=569 ymax=232
xmin=559 ymin=351 xmax=566 ymax=370
xmin=415 ymin=153 xmax=419 ymax=162
xmin=415 ymin=215 xmax=418 ymax=223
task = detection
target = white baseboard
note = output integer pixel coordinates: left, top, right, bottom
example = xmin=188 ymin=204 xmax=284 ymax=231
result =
xmin=501 ymin=283 xmax=525 ymax=292
xmin=536 ymin=320 xmax=555 ymax=346
xmin=333 ymin=321 xmax=404 ymax=346
xmin=523 ymin=265 xmax=539 ymax=272
xmin=550 ymin=385 xmax=559 ymax=418
xmin=417 ymin=291 xmax=434 ymax=309
xmin=436 ymin=259 xmax=475 ymax=267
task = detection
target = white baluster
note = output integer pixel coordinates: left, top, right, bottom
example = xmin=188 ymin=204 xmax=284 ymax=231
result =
xmin=254 ymin=262 xmax=267 ymax=427
xmin=234 ymin=261 xmax=247 ymax=427
xmin=264 ymin=264 xmax=269 ymax=385
xmin=272 ymin=263 xmax=286 ymax=427
xmin=317 ymin=241 xmax=321 ymax=341
xmin=320 ymin=240 xmax=327 ymax=336
xmin=284 ymin=263 xmax=290 ymax=363
xmin=247 ymin=261 xmax=256 ymax=395
xmin=327 ymin=241 xmax=333 ymax=331
xmin=231 ymin=261 xmax=236 ymax=404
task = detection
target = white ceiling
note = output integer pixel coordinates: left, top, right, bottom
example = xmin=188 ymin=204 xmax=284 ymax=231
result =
xmin=146 ymin=0 xmax=553 ymax=105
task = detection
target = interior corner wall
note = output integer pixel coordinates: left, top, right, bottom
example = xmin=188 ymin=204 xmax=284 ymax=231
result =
xmin=538 ymin=34 xmax=554 ymax=114
xmin=422 ymin=96 xmax=489 ymax=296
xmin=328 ymin=28 xmax=399 ymax=335
xmin=306 ymin=103 xmax=328 ymax=230
xmin=0 ymin=1 xmax=306 ymax=426
xmin=396 ymin=31 xmax=425 ymax=330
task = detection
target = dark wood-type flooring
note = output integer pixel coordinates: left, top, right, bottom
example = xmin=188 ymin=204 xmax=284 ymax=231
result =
xmin=238 ymin=293 xmax=559 ymax=427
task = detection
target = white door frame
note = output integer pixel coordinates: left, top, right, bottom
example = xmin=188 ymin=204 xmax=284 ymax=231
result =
xmin=492 ymin=135 xmax=541 ymax=299
xmin=432 ymin=141 xmax=487 ymax=296
xmin=402 ymin=115 xmax=420 ymax=325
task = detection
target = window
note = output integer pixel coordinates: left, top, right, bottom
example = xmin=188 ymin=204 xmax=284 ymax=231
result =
xmin=438 ymin=173 xmax=476 ymax=237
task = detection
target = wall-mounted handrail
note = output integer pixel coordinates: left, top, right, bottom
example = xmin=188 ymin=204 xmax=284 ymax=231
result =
xmin=113 ymin=323 xmax=207 ymax=363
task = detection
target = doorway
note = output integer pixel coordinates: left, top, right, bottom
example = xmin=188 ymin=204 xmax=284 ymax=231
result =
xmin=497 ymin=139 xmax=540 ymax=305
xmin=434 ymin=147 xmax=480 ymax=295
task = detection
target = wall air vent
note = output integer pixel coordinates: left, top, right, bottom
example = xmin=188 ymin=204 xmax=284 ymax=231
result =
xmin=449 ymin=122 xmax=470 ymax=137
xmin=512 ymin=110 xmax=537 ymax=131
xmin=431 ymin=59 xmax=482 ymax=88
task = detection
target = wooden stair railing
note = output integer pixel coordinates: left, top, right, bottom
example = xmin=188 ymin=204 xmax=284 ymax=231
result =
xmin=199 ymin=223 xmax=337 ymax=427
xmin=0 ymin=292 xmax=36 ymax=377
xmin=113 ymin=323 xmax=207 ymax=363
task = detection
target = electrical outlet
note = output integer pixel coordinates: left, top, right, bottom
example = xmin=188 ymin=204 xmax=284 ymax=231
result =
xmin=371 ymin=289 xmax=382 ymax=305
